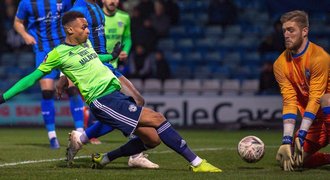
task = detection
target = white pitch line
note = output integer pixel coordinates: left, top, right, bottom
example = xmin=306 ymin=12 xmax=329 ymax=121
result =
xmin=0 ymin=146 xmax=278 ymax=167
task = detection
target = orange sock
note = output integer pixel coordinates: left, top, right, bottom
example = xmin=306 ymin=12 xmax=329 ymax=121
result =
xmin=303 ymin=152 xmax=330 ymax=168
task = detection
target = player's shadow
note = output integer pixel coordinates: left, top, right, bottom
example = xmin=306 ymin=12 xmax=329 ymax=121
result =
xmin=14 ymin=143 xmax=52 ymax=149
xmin=57 ymin=158 xmax=130 ymax=169
xmin=237 ymin=166 xmax=265 ymax=170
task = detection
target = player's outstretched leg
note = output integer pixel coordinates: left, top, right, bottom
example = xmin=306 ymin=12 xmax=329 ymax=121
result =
xmin=155 ymin=121 xmax=221 ymax=173
xmin=91 ymin=135 xmax=160 ymax=169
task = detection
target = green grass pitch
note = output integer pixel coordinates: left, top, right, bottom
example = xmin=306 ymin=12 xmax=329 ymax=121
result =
xmin=0 ymin=128 xmax=329 ymax=179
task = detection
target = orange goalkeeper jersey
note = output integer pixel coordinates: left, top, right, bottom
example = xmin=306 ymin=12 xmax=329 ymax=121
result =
xmin=274 ymin=41 xmax=330 ymax=120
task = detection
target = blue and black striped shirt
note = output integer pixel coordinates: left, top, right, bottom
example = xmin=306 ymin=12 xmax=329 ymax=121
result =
xmin=71 ymin=0 xmax=107 ymax=54
xmin=16 ymin=0 xmax=73 ymax=52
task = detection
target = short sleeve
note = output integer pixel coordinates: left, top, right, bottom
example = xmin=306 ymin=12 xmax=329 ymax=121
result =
xmin=38 ymin=49 xmax=61 ymax=74
xmin=16 ymin=0 xmax=28 ymax=20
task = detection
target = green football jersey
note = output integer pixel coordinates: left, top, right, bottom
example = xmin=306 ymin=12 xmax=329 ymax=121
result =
xmin=38 ymin=40 xmax=121 ymax=104
xmin=104 ymin=9 xmax=132 ymax=68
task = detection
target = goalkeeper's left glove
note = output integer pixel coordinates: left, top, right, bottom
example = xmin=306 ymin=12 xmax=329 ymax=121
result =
xmin=110 ymin=42 xmax=124 ymax=60
xmin=0 ymin=94 xmax=5 ymax=104
xmin=294 ymin=130 xmax=307 ymax=167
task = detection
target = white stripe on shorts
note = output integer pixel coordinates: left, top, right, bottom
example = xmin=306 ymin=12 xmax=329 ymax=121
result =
xmin=93 ymin=100 xmax=138 ymax=128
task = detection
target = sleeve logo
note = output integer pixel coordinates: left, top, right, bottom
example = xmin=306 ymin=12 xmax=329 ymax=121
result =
xmin=42 ymin=55 xmax=48 ymax=63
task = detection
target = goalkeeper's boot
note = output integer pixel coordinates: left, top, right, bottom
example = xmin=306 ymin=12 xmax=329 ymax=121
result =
xmin=91 ymin=153 xmax=107 ymax=169
xmin=50 ymin=137 xmax=60 ymax=149
xmin=66 ymin=130 xmax=83 ymax=166
xmin=128 ymin=153 xmax=159 ymax=169
xmin=190 ymin=159 xmax=222 ymax=173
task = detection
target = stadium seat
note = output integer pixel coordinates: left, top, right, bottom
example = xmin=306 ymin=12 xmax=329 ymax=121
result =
xmin=183 ymin=51 xmax=202 ymax=62
xmin=222 ymin=52 xmax=241 ymax=69
xmin=221 ymin=79 xmax=240 ymax=96
xmin=169 ymin=26 xmax=187 ymax=39
xmin=193 ymin=65 xmax=212 ymax=79
xmin=211 ymin=66 xmax=231 ymax=80
xmin=186 ymin=26 xmax=204 ymax=38
xmin=163 ymin=79 xmax=182 ymax=95
xmin=182 ymin=79 xmax=201 ymax=95
xmin=201 ymin=79 xmax=221 ymax=96
xmin=176 ymin=38 xmax=194 ymax=53
xmin=242 ymin=51 xmax=261 ymax=66
xmin=167 ymin=51 xmax=183 ymax=63
xmin=157 ymin=39 xmax=175 ymax=51
xmin=195 ymin=38 xmax=216 ymax=52
xmin=129 ymin=78 xmax=144 ymax=94
xmin=143 ymin=79 xmax=162 ymax=95
xmin=224 ymin=25 xmax=242 ymax=36
xmin=204 ymin=26 xmax=223 ymax=37
xmin=173 ymin=66 xmax=192 ymax=79
xmin=0 ymin=53 xmax=17 ymax=66
xmin=240 ymin=79 xmax=259 ymax=96
xmin=216 ymin=36 xmax=239 ymax=50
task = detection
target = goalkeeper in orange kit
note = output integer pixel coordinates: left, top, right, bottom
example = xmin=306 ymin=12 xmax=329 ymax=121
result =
xmin=273 ymin=10 xmax=330 ymax=171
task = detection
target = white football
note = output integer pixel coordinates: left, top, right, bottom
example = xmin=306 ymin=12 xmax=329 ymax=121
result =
xmin=237 ymin=135 xmax=265 ymax=163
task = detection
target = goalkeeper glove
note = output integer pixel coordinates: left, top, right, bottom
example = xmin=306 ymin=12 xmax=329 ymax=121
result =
xmin=110 ymin=42 xmax=124 ymax=60
xmin=276 ymin=136 xmax=294 ymax=171
xmin=0 ymin=94 xmax=5 ymax=104
xmin=294 ymin=130 xmax=307 ymax=167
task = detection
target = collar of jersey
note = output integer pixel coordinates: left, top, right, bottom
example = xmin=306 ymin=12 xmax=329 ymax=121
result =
xmin=292 ymin=40 xmax=309 ymax=58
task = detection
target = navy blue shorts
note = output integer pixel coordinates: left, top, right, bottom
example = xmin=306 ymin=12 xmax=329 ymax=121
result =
xmin=104 ymin=62 xmax=123 ymax=78
xmin=89 ymin=91 xmax=142 ymax=136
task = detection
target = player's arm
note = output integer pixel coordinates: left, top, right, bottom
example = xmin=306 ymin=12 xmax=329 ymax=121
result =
xmin=274 ymin=61 xmax=298 ymax=139
xmin=0 ymin=69 xmax=45 ymax=104
xmin=294 ymin=54 xmax=329 ymax=166
xmin=13 ymin=1 xmax=36 ymax=45
xmin=301 ymin=55 xmax=328 ymax=131
xmin=98 ymin=42 xmax=123 ymax=62
xmin=119 ymin=16 xmax=132 ymax=61
xmin=273 ymin=60 xmax=296 ymax=171
xmin=0 ymin=50 xmax=61 ymax=104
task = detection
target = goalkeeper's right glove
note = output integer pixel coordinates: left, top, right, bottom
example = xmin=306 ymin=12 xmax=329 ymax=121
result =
xmin=276 ymin=136 xmax=294 ymax=171
xmin=110 ymin=42 xmax=124 ymax=60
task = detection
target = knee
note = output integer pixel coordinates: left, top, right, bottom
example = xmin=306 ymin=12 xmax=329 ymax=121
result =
xmin=153 ymin=112 xmax=166 ymax=124
xmin=41 ymin=90 xmax=55 ymax=99
xmin=155 ymin=112 xmax=165 ymax=120
xmin=67 ymin=86 xmax=79 ymax=97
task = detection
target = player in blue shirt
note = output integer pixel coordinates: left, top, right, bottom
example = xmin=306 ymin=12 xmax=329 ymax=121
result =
xmin=14 ymin=0 xmax=85 ymax=149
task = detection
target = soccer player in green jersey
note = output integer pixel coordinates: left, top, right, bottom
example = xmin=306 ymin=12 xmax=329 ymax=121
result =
xmin=103 ymin=0 xmax=132 ymax=68
xmin=62 ymin=0 xmax=158 ymax=169
xmin=0 ymin=11 xmax=221 ymax=173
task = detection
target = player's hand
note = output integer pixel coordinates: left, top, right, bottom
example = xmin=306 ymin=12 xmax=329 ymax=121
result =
xmin=0 ymin=94 xmax=5 ymax=104
xmin=56 ymin=76 xmax=69 ymax=99
xmin=118 ymin=51 xmax=128 ymax=61
xmin=276 ymin=136 xmax=294 ymax=171
xmin=110 ymin=42 xmax=124 ymax=60
xmin=276 ymin=144 xmax=294 ymax=171
xmin=22 ymin=33 xmax=36 ymax=45
xmin=293 ymin=130 xmax=307 ymax=167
